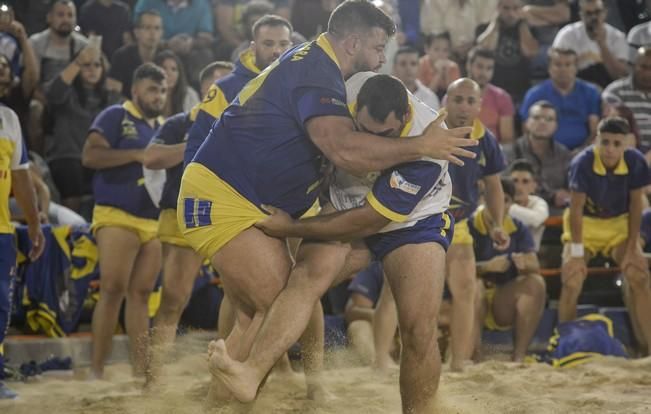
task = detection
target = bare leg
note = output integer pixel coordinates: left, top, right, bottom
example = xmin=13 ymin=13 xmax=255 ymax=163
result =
xmin=217 ymin=294 xmax=235 ymax=339
xmin=384 ymin=242 xmax=445 ymax=414
xmin=472 ymin=279 xmax=486 ymax=362
xmin=373 ymin=277 xmax=398 ymax=371
xmin=90 ymin=227 xmax=140 ymax=378
xmin=491 ymin=275 xmax=546 ymax=361
xmin=446 ymin=244 xmax=477 ymax=371
xmin=558 ymin=244 xmax=590 ymax=322
xmin=147 ymin=244 xmax=202 ymax=383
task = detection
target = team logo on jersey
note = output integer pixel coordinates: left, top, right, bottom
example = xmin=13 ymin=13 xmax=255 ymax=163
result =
xmin=389 ymin=171 xmax=420 ymax=195
xmin=121 ymin=118 xmax=138 ymax=139
xmin=319 ymin=97 xmax=346 ymax=108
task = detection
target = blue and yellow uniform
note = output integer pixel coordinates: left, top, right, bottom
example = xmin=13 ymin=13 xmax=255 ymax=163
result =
xmin=467 ymin=206 xmax=536 ymax=330
xmin=178 ymin=35 xmax=350 ymax=258
xmin=562 ymin=146 xmax=651 ymax=256
xmin=90 ymin=101 xmax=164 ymax=242
xmin=448 ymin=120 xmax=506 ymax=245
xmin=0 ymin=105 xmax=28 ymax=378
xmin=152 ymin=112 xmax=193 ymax=247
xmin=363 ymin=161 xmax=454 ymax=260
xmin=184 ymin=49 xmax=261 ymax=166
xmin=348 ymin=261 xmax=384 ymax=307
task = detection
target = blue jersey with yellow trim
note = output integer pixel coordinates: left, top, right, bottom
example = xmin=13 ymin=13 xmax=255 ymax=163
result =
xmin=192 ymin=35 xmax=350 ymax=216
xmin=448 ymin=120 xmax=506 ymax=222
xmin=90 ymin=102 xmax=163 ymax=219
xmin=468 ymin=206 xmax=535 ymax=285
xmin=0 ymin=104 xmax=28 ymax=234
xmin=184 ymin=49 xmax=260 ymax=166
xmin=568 ymin=146 xmax=650 ymax=218
xmin=152 ymin=112 xmax=192 ymax=210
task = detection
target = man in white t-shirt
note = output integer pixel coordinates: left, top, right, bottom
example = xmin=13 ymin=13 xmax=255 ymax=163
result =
xmin=508 ymin=159 xmax=549 ymax=249
xmin=552 ymin=0 xmax=628 ymax=88
xmin=392 ymin=45 xmax=440 ymax=110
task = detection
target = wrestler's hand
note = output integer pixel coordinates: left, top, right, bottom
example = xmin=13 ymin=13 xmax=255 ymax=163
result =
xmin=490 ymin=227 xmax=510 ymax=251
xmin=420 ymin=110 xmax=477 ymax=166
xmin=255 ymin=205 xmax=296 ymax=237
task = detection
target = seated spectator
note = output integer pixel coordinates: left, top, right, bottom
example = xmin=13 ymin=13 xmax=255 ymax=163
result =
xmin=466 ymin=47 xmax=515 ymax=143
xmin=560 ymin=116 xmax=651 ymax=355
xmin=627 ymin=20 xmax=651 ymax=63
xmin=79 ymin=0 xmax=133 ymax=59
xmin=477 ymin=0 xmax=539 ymax=104
xmin=505 ymin=100 xmax=573 ymax=213
xmin=393 ymin=46 xmax=439 ymax=110
xmin=228 ymin=1 xmax=274 ymax=61
xmin=154 ymin=50 xmax=199 ymax=117
xmin=603 ymin=46 xmax=651 ymax=155
xmin=521 ymin=0 xmax=571 ymax=76
xmin=508 ymin=159 xmax=550 ymax=249
xmin=469 ymin=177 xmax=546 ymax=362
xmin=604 ymin=103 xmax=641 ymax=151
xmin=109 ymin=9 xmax=163 ymax=98
xmin=417 ymin=32 xmax=460 ymax=99
xmin=552 ymin=0 xmax=628 ymax=88
xmin=520 ymin=48 xmax=600 ymax=150
xmin=45 ymin=44 xmax=120 ymax=214
xmin=198 ymin=60 xmax=234 ymax=97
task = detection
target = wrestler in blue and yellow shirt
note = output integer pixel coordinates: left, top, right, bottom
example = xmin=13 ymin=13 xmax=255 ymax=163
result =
xmin=178 ymin=35 xmax=350 ymax=258
xmin=447 ymin=119 xmax=506 ymax=245
xmin=90 ymin=101 xmax=164 ymax=242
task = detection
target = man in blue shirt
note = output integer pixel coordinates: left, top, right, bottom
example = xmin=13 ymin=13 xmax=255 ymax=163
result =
xmin=561 ymin=116 xmax=651 ymax=355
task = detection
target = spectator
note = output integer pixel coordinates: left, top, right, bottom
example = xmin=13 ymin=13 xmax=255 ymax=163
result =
xmin=627 ymin=21 xmax=651 ymax=63
xmin=508 ymin=159 xmax=550 ymax=248
xmin=79 ymin=0 xmax=134 ymax=59
xmin=505 ymin=100 xmax=572 ymax=212
xmin=417 ymin=32 xmax=460 ymax=99
xmin=154 ymin=50 xmax=199 ymax=117
xmin=9 ymin=0 xmax=52 ymax=35
xmin=603 ymin=103 xmax=641 ymax=150
xmin=477 ymin=0 xmax=540 ymax=104
xmin=109 ymin=9 xmax=163 ymax=98
xmin=521 ymin=0 xmax=571 ymax=76
xmin=393 ymin=45 xmax=439 ymax=110
xmin=44 ymin=45 xmax=120 ymax=214
xmin=552 ymin=0 xmax=628 ymax=88
xmin=29 ymin=0 xmax=89 ymax=86
xmin=227 ymin=1 xmax=275 ymax=62
xmin=0 ymin=4 xmax=24 ymax=76
xmin=198 ymin=60 xmax=234 ymax=97
xmin=520 ymin=48 xmax=600 ymax=150
xmin=603 ymin=46 xmax=651 ymax=156
xmin=466 ymin=47 xmax=515 ymax=143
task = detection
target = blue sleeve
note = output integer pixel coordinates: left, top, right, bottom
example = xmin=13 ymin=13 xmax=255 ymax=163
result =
xmin=481 ymin=134 xmax=507 ymax=177
xmin=368 ymin=161 xmax=442 ymax=222
xmin=89 ymin=106 xmax=123 ymax=147
xmin=513 ymin=222 xmax=536 ymax=253
xmin=197 ymin=0 xmax=214 ymax=33
xmin=293 ymin=86 xmax=350 ymax=126
xmin=587 ymin=85 xmax=601 ymax=117
xmin=184 ymin=112 xmax=216 ymax=166
xmin=628 ymin=150 xmax=651 ymax=190
xmin=568 ymin=154 xmax=590 ymax=193
xmin=152 ymin=113 xmax=189 ymax=145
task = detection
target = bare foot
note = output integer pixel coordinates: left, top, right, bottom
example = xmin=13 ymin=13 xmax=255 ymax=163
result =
xmin=207 ymin=339 xmax=261 ymax=403
xmin=373 ymin=356 xmax=399 ymax=373
xmin=306 ymin=379 xmax=335 ymax=403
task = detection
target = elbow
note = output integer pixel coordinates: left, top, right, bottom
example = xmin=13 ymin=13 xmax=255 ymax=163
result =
xmin=143 ymin=149 xmax=163 ymax=170
xmin=81 ymin=148 xmax=98 ymax=169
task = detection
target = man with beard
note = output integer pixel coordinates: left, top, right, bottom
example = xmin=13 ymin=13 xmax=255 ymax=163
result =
xmin=82 ymin=63 xmax=167 ymax=379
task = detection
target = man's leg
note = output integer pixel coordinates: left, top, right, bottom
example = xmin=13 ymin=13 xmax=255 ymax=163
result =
xmin=91 ymin=227 xmax=141 ymax=378
xmin=126 ymin=238 xmax=162 ymax=376
xmin=558 ymin=244 xmax=589 ymax=322
xmin=373 ymin=278 xmax=398 ymax=371
xmin=446 ymin=243 xmax=477 ymax=371
xmin=0 ymin=235 xmax=17 ymax=399
xmin=490 ymin=275 xmax=546 ymax=361
xmin=384 ymin=242 xmax=445 ymax=414
xmin=148 ymin=243 xmax=203 ymax=383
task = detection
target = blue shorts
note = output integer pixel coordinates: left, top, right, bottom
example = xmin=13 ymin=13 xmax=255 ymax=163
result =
xmin=348 ymin=261 xmax=384 ymax=306
xmin=0 ymin=233 xmax=17 ymax=369
xmin=364 ymin=212 xmax=454 ymax=261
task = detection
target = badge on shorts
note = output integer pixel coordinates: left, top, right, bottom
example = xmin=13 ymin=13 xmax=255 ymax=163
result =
xmin=389 ymin=171 xmax=420 ymax=195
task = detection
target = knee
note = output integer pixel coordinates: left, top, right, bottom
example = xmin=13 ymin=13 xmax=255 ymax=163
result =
xmin=99 ymin=278 xmax=128 ymax=301
xmin=449 ymin=276 xmax=477 ymax=302
xmin=400 ymin=318 xmax=437 ymax=354
xmin=288 ymin=263 xmax=331 ymax=301
xmin=525 ymin=275 xmax=547 ymax=300
xmin=561 ymin=269 xmax=585 ymax=294
xmin=624 ymin=267 xmax=650 ymax=290
xmin=159 ymin=287 xmax=190 ymax=314
xmin=128 ymin=286 xmax=155 ymax=304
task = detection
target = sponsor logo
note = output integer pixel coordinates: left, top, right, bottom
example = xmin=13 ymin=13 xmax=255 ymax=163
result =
xmin=389 ymin=171 xmax=421 ymax=195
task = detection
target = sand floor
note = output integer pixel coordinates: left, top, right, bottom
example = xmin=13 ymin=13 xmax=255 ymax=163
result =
xmin=3 ymin=335 xmax=651 ymax=414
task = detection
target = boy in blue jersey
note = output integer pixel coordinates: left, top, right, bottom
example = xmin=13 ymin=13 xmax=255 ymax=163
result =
xmin=469 ymin=177 xmax=546 ymax=362
xmin=561 ymin=116 xmax=651 ymax=355
xmin=82 ymin=63 xmax=167 ymax=379
xmin=0 ymin=105 xmax=44 ymax=400
xmin=444 ymin=78 xmax=509 ymax=371
xmin=142 ymin=62 xmax=230 ymax=385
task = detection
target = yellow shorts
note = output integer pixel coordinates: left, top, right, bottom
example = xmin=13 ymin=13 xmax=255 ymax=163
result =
xmin=484 ymin=286 xmax=511 ymax=331
xmin=561 ymin=209 xmax=628 ymax=257
xmin=177 ymin=163 xmax=266 ymax=259
xmin=91 ymin=205 xmax=158 ymax=244
xmin=158 ymin=208 xmax=189 ymax=247
xmin=451 ymin=219 xmax=473 ymax=245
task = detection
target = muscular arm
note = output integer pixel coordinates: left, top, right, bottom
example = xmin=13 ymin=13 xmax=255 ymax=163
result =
xmin=29 ymin=164 xmax=50 ymax=218
xmin=82 ymin=131 xmax=144 ymax=169
xmin=143 ymin=142 xmax=186 ymax=170
xmin=498 ymin=115 xmax=515 ymax=144
xmin=569 ymin=191 xmax=586 ymax=244
xmin=519 ymin=21 xmax=540 ymax=59
xmin=483 ymin=174 xmax=505 ymax=228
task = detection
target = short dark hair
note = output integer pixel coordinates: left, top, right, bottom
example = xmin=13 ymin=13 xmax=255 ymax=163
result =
xmin=252 ymin=14 xmax=293 ymax=39
xmin=467 ymin=47 xmax=495 ymax=65
xmin=598 ymin=116 xmax=631 ymax=135
xmin=199 ymin=61 xmax=234 ymax=84
xmin=528 ymin=99 xmax=558 ymax=119
xmin=135 ymin=9 xmax=161 ymax=27
xmin=327 ymin=0 xmax=396 ymax=39
xmin=357 ymin=74 xmax=409 ymax=124
xmin=510 ymin=159 xmax=536 ymax=176
xmin=500 ymin=177 xmax=516 ymax=200
xmin=393 ymin=45 xmax=419 ymax=64
xmin=132 ymin=62 xmax=166 ymax=86
xmin=547 ymin=47 xmax=577 ymax=61
xmin=424 ymin=31 xmax=451 ymax=48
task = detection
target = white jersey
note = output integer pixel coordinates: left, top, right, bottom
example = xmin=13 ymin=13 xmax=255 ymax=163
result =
xmin=329 ymin=72 xmax=452 ymax=233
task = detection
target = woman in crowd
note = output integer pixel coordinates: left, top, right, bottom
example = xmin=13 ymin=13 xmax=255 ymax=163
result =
xmin=154 ymin=50 xmax=199 ymax=117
